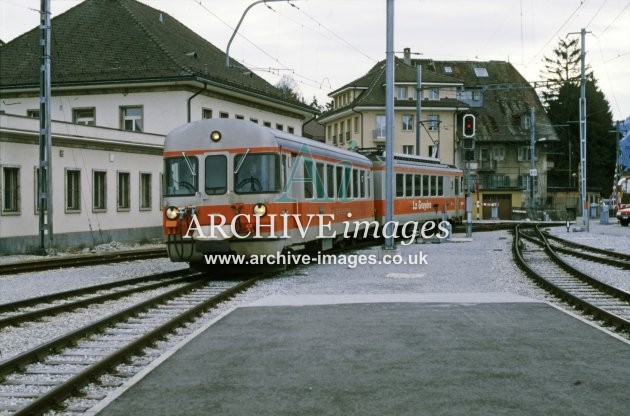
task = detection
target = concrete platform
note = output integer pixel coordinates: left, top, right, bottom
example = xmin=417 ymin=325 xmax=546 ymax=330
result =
xmin=97 ymin=294 xmax=630 ymax=416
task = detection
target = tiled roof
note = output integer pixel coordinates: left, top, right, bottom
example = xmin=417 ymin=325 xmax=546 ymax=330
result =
xmin=320 ymin=57 xmax=468 ymax=120
xmin=415 ymin=59 xmax=557 ymax=142
xmin=0 ymin=0 xmax=314 ymax=114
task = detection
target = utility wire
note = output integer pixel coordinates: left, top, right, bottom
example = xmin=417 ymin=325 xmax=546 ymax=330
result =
xmin=526 ymin=0 xmax=587 ymax=66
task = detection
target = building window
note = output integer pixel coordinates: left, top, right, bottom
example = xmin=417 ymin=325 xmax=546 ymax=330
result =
xmin=518 ymin=146 xmax=537 ymax=162
xmin=402 ymin=114 xmax=414 ymax=131
xmin=202 ymin=108 xmax=213 ymax=119
xmin=73 ymin=108 xmax=95 ymax=125
xmin=402 ymin=145 xmax=414 ymax=155
xmin=288 ymin=126 xmax=295 ymax=134
xmin=66 ymin=169 xmax=81 ymax=212
xmin=2 ymin=166 xmax=20 ymax=214
xmin=117 ymin=171 xmax=130 ymax=211
xmin=140 ymin=172 xmax=152 ymax=210
xmin=120 ymin=106 xmax=143 ymax=132
xmin=27 ymin=109 xmax=39 ymax=118
xmin=521 ymin=115 xmax=531 ymax=130
xmin=429 ymin=88 xmax=439 ymax=100
xmin=93 ymin=170 xmax=107 ymax=211
xmin=235 ymin=114 xmax=244 ymax=120
xmin=396 ymin=86 xmax=408 ymax=99
xmin=220 ymin=112 xmax=229 ymax=119
xmin=263 ymin=121 xmax=271 ymax=127
xmin=354 ymin=116 xmax=359 ymax=133
xmin=276 ymin=123 xmax=283 ymax=131
xmin=375 ymin=114 xmax=386 ymax=138
xmin=250 ymin=118 xmax=258 ymax=124
xmin=429 ymin=145 xmax=439 ymax=158
xmin=428 ymin=114 xmax=440 ymax=131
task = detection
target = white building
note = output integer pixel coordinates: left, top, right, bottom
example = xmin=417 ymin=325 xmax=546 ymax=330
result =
xmin=0 ymin=0 xmax=316 ymax=253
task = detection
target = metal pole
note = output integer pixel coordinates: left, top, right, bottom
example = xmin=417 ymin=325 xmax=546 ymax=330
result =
xmin=384 ymin=0 xmax=395 ymax=249
xmin=578 ymin=28 xmax=588 ymax=231
xmin=39 ymin=0 xmax=53 ymax=253
xmin=415 ymin=64 xmax=421 ymax=156
xmin=529 ymin=106 xmax=535 ymax=214
xmin=225 ymin=0 xmax=291 ymax=68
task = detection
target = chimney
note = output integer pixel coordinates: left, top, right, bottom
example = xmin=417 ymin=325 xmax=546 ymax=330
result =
xmin=403 ymin=48 xmax=411 ymax=65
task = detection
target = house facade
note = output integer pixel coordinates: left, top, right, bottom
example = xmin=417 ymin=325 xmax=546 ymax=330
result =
xmin=0 ymin=0 xmax=317 ymax=253
xmin=319 ymin=50 xmax=572 ymax=220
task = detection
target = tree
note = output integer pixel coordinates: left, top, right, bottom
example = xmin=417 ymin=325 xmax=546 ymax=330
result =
xmin=542 ymin=39 xmax=616 ymax=197
xmin=275 ymin=73 xmax=302 ymax=102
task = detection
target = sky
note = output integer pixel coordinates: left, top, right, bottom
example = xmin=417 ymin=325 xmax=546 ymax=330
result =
xmin=1 ymin=0 xmax=628 ymax=121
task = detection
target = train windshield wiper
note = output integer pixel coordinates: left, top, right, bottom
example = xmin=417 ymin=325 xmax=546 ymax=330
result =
xmin=181 ymin=152 xmax=196 ymax=179
xmin=234 ymin=148 xmax=250 ymax=174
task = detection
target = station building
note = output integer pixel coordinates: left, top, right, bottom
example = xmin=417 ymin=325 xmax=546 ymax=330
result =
xmin=0 ymin=0 xmax=317 ymax=254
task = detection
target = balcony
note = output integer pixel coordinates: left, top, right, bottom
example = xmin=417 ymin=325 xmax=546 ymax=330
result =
xmin=478 ymin=160 xmax=497 ymax=171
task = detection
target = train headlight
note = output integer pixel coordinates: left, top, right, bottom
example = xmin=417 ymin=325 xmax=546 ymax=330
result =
xmin=165 ymin=206 xmax=179 ymax=220
xmin=210 ymin=130 xmax=221 ymax=142
xmin=253 ymin=203 xmax=267 ymax=217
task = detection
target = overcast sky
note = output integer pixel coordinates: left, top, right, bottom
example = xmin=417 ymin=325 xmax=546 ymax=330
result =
xmin=1 ymin=0 xmax=628 ymax=121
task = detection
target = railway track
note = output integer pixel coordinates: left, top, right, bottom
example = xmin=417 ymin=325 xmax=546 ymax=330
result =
xmin=0 ymin=270 xmax=264 ymax=415
xmin=0 ymin=247 xmax=167 ymax=276
xmin=513 ymin=224 xmax=630 ymax=334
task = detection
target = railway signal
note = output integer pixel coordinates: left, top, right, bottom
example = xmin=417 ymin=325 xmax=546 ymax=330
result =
xmin=463 ymin=114 xmax=475 ymax=138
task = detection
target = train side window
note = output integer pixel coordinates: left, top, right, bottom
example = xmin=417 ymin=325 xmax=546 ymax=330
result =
xmin=204 ymin=155 xmax=227 ymax=195
xmin=316 ymin=162 xmax=326 ymax=199
xmin=359 ymin=170 xmax=366 ymax=198
xmin=304 ymin=159 xmax=314 ymax=199
xmin=367 ymin=172 xmax=371 ymax=199
xmin=336 ymin=166 xmax=344 ymax=199
xmin=344 ymin=166 xmax=352 ymax=200
xmin=352 ymin=169 xmax=359 ymax=199
xmin=414 ymin=174 xmax=421 ymax=196
xmin=396 ymin=173 xmax=404 ymax=197
xmin=422 ymin=175 xmax=429 ymax=197
xmin=432 ymin=176 xmax=438 ymax=196
xmin=405 ymin=174 xmax=413 ymax=197
xmin=326 ymin=165 xmax=335 ymax=199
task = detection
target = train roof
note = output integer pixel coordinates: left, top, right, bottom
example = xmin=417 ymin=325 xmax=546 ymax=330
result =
xmin=359 ymin=148 xmax=461 ymax=172
xmin=165 ymin=119 xmax=372 ymax=167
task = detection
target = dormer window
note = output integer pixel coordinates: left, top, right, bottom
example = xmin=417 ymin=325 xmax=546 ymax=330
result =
xmin=473 ymin=67 xmax=489 ymax=77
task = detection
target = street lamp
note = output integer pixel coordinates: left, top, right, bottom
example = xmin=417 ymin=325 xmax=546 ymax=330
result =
xmin=225 ymin=0 xmax=296 ymax=68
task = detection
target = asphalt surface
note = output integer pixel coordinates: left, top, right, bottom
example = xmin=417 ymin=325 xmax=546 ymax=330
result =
xmin=97 ymin=294 xmax=630 ymax=416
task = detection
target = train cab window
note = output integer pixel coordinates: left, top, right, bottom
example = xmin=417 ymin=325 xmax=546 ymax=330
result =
xmin=414 ymin=175 xmax=421 ymax=197
xmin=164 ymin=156 xmax=198 ymax=196
xmin=396 ymin=174 xmax=404 ymax=197
xmin=422 ymin=175 xmax=429 ymax=197
xmin=352 ymin=169 xmax=359 ymax=198
xmin=234 ymin=153 xmax=280 ymax=194
xmin=405 ymin=174 xmax=413 ymax=197
xmin=204 ymin=155 xmax=227 ymax=195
